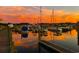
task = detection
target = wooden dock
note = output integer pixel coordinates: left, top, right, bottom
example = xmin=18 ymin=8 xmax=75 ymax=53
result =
xmin=39 ymin=40 xmax=75 ymax=53
xmin=0 ymin=26 xmax=15 ymax=53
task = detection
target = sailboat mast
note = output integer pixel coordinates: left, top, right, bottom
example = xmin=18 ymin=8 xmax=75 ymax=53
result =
xmin=52 ymin=9 xmax=55 ymax=40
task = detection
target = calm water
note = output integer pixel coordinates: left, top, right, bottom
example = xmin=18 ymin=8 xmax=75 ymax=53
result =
xmin=12 ymin=29 xmax=79 ymax=52
xmin=41 ymin=29 xmax=79 ymax=52
xmin=12 ymin=31 xmax=39 ymax=52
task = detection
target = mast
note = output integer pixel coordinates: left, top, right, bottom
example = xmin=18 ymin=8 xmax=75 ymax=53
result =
xmin=38 ymin=6 xmax=42 ymax=52
xmin=50 ymin=9 xmax=54 ymax=40
xmin=51 ymin=9 xmax=54 ymax=24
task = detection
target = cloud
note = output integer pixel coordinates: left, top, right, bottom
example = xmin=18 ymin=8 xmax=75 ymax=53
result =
xmin=0 ymin=6 xmax=78 ymax=23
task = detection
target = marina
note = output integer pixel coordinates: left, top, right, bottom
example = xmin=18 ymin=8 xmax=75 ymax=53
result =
xmin=0 ymin=23 xmax=78 ymax=52
xmin=0 ymin=6 xmax=79 ymax=53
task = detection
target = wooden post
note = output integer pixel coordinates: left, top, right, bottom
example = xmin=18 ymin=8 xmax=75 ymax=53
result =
xmin=76 ymin=28 xmax=79 ymax=45
xmin=78 ymin=30 xmax=79 ymax=45
xmin=76 ymin=23 xmax=79 ymax=45
xmin=7 ymin=24 xmax=16 ymax=52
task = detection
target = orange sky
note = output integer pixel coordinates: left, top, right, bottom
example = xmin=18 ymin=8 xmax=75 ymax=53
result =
xmin=0 ymin=7 xmax=79 ymax=23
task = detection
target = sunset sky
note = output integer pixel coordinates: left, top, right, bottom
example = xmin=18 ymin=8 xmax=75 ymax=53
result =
xmin=0 ymin=6 xmax=79 ymax=23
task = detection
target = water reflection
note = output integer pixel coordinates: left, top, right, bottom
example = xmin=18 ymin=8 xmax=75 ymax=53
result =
xmin=12 ymin=28 xmax=79 ymax=52
xmin=12 ymin=31 xmax=39 ymax=52
xmin=42 ymin=29 xmax=79 ymax=52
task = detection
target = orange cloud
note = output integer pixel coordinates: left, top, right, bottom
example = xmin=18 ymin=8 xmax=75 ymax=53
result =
xmin=64 ymin=15 xmax=77 ymax=23
xmin=0 ymin=6 xmax=78 ymax=23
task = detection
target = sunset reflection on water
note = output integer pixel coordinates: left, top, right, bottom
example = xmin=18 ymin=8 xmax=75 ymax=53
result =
xmin=12 ymin=29 xmax=79 ymax=52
